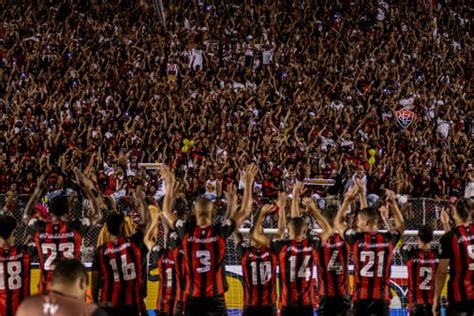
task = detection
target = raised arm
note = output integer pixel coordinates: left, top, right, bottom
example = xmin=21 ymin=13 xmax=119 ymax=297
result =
xmin=160 ymin=166 xmax=178 ymax=228
xmin=252 ymin=204 xmax=275 ymax=248
xmin=73 ymin=167 xmax=103 ymax=226
xmin=386 ymin=189 xmax=405 ymax=234
xmin=291 ymin=182 xmax=305 ymax=218
xmin=355 ymin=178 xmax=368 ymax=209
xmin=379 ymin=204 xmax=393 ymax=231
xmin=440 ymin=208 xmax=451 ymax=233
xmin=276 ymin=192 xmax=288 ymax=239
xmin=233 ymin=164 xmax=258 ymax=228
xmin=224 ymin=184 xmax=238 ymax=220
xmin=303 ymin=197 xmax=332 ymax=243
xmin=134 ymin=186 xmax=157 ymax=250
xmin=23 ymin=173 xmax=48 ymax=224
xmin=334 ymin=185 xmax=358 ymax=236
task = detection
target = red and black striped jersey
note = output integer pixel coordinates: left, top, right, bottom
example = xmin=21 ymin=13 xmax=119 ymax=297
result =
xmin=174 ymin=219 xmax=236 ymax=298
xmin=344 ymin=229 xmax=400 ymax=302
xmin=28 ymin=219 xmax=89 ymax=293
xmin=0 ymin=245 xmax=33 ymax=316
xmin=270 ymin=236 xmax=321 ymax=308
xmin=316 ymin=233 xmax=350 ymax=298
xmin=169 ymin=232 xmax=186 ymax=312
xmin=238 ymin=243 xmax=277 ymax=307
xmin=92 ymin=231 xmax=148 ymax=308
xmin=439 ymin=224 xmax=474 ymax=305
xmin=154 ymin=247 xmax=178 ymax=314
xmin=401 ymin=245 xmax=439 ymax=309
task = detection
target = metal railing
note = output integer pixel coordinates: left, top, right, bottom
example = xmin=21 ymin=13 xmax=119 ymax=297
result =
xmin=0 ymin=194 xmax=448 ymax=265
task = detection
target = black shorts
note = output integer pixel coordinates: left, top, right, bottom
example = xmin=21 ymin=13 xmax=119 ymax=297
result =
xmin=280 ymin=305 xmax=314 ymax=316
xmin=156 ymin=300 xmax=184 ymax=316
xmin=243 ymin=305 xmax=277 ymax=316
xmin=411 ymin=304 xmax=434 ymax=316
xmin=353 ymin=299 xmax=389 ymax=316
xmin=185 ymin=295 xmax=227 ymax=316
xmin=318 ymin=296 xmax=352 ymax=316
xmin=103 ymin=304 xmax=144 ymax=316
xmin=174 ymin=300 xmax=184 ymax=316
xmin=447 ymin=301 xmax=474 ymax=316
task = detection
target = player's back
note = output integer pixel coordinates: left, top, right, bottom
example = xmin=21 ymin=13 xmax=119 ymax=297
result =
xmin=29 ymin=220 xmax=87 ymax=292
xmin=0 ymin=245 xmax=32 ymax=316
xmin=316 ymin=233 xmax=349 ymax=298
xmin=94 ymin=234 xmax=145 ymax=308
xmin=240 ymin=244 xmax=277 ymax=307
xmin=155 ymin=247 xmax=179 ymax=314
xmin=177 ymin=220 xmax=232 ymax=298
xmin=440 ymin=223 xmax=474 ymax=304
xmin=345 ymin=229 xmax=400 ymax=302
xmin=16 ymin=293 xmax=106 ymax=316
xmin=271 ymin=237 xmax=320 ymax=308
xmin=401 ymin=245 xmax=438 ymax=308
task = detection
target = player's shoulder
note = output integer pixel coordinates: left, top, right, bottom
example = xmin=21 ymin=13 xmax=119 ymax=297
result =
xmin=440 ymin=229 xmax=455 ymax=243
xmin=16 ymin=294 xmax=42 ymax=315
xmin=175 ymin=218 xmax=194 ymax=232
xmin=343 ymin=228 xmax=361 ymax=239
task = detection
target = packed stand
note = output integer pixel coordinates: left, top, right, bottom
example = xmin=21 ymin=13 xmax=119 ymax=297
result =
xmin=0 ymin=0 xmax=472 ymax=213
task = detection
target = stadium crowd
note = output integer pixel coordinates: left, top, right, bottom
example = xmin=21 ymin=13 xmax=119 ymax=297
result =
xmin=0 ymin=0 xmax=472 ymax=210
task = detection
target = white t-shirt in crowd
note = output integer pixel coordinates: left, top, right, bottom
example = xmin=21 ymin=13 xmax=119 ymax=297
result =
xmin=436 ymin=118 xmax=452 ymax=138
xmin=262 ymin=49 xmax=273 ymax=65
xmin=189 ymin=49 xmax=203 ymax=70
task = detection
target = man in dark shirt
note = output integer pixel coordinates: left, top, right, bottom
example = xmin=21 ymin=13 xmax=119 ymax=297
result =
xmin=16 ymin=259 xmax=107 ymax=316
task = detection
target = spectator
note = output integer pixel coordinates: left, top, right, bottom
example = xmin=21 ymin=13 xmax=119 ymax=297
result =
xmin=0 ymin=0 xmax=471 ymax=208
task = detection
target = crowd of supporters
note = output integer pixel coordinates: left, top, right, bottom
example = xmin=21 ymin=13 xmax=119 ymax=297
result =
xmin=0 ymin=0 xmax=472 ymax=211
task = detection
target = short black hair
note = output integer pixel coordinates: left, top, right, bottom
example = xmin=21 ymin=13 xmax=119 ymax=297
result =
xmin=49 ymin=193 xmax=69 ymax=217
xmin=0 ymin=215 xmax=16 ymax=240
xmin=323 ymin=205 xmax=338 ymax=226
xmin=106 ymin=212 xmax=125 ymax=236
xmin=288 ymin=217 xmax=307 ymax=236
xmin=52 ymin=259 xmax=88 ymax=286
xmin=418 ymin=224 xmax=434 ymax=244
xmin=359 ymin=207 xmax=379 ymax=225
xmin=455 ymin=199 xmax=472 ymax=221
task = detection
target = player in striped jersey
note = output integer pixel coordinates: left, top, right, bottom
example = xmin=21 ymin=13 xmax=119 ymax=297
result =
xmin=91 ymin=187 xmax=157 ymax=316
xmin=23 ymin=168 xmax=102 ymax=293
xmin=315 ymin=205 xmax=351 ymax=316
xmin=153 ymin=180 xmax=185 ymax=316
xmin=253 ymin=182 xmax=333 ymax=316
xmin=236 ymin=192 xmax=286 ymax=316
xmin=401 ymin=224 xmax=439 ymax=316
xmin=152 ymin=210 xmax=185 ymax=316
xmin=0 ymin=215 xmax=34 ymax=316
xmin=433 ymin=199 xmax=474 ymax=316
xmin=160 ymin=164 xmax=257 ymax=316
xmin=335 ymin=184 xmax=405 ymax=316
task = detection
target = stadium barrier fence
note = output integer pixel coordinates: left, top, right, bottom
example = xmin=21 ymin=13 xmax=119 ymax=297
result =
xmin=0 ymin=194 xmax=449 ymax=315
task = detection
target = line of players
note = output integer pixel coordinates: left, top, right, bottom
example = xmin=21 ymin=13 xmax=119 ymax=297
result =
xmin=0 ymin=165 xmax=472 ymax=316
